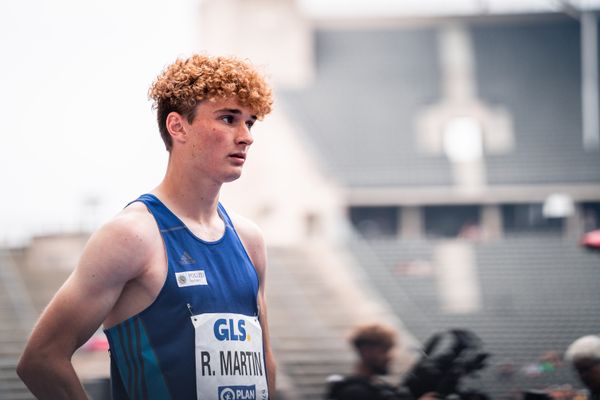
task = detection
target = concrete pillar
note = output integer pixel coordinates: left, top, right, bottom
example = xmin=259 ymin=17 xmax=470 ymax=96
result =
xmin=434 ymin=240 xmax=481 ymax=314
xmin=401 ymin=206 xmax=423 ymax=239
xmin=481 ymin=204 xmax=502 ymax=240
xmin=565 ymin=204 xmax=584 ymax=239
xmin=199 ymin=0 xmax=314 ymax=89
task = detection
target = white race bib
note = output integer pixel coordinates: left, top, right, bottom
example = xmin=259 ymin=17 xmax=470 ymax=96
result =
xmin=192 ymin=313 xmax=269 ymax=400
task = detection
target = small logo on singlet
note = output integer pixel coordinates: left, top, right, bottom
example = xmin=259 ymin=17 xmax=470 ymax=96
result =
xmin=179 ymin=251 xmax=196 ymax=265
xmin=175 ymin=270 xmax=208 ymax=287
xmin=218 ymin=385 xmax=256 ymax=400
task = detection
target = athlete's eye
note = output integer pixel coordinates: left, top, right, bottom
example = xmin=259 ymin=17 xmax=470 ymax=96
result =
xmin=221 ymin=115 xmax=234 ymax=124
xmin=245 ymin=120 xmax=255 ymax=130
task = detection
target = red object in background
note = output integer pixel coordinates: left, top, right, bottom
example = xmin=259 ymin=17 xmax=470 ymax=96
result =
xmin=81 ymin=335 xmax=109 ymax=352
xmin=581 ymin=229 xmax=600 ymax=250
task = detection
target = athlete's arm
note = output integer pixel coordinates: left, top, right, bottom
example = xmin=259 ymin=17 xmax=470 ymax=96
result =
xmin=232 ymin=214 xmax=277 ymax=399
xmin=17 ymin=207 xmax=158 ymax=400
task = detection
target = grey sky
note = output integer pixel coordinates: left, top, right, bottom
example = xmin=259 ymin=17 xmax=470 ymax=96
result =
xmin=0 ymin=0 xmax=198 ymax=244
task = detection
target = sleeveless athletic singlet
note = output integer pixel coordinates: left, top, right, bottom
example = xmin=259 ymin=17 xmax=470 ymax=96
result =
xmin=103 ymin=194 xmax=269 ymax=400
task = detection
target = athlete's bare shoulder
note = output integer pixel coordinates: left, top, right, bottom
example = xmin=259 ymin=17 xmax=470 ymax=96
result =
xmin=229 ymin=212 xmax=263 ymax=245
xmin=103 ymin=201 xmax=158 ymax=247
xmin=73 ymin=200 xmax=165 ymax=326
xmin=78 ymin=201 xmax=161 ymax=284
xmin=228 ymin=211 xmax=266 ymax=274
xmin=113 ymin=200 xmax=159 ymax=239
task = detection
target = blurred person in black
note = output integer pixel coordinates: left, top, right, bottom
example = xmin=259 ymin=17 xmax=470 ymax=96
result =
xmin=402 ymin=329 xmax=489 ymax=400
xmin=565 ymin=334 xmax=600 ymax=399
xmin=327 ymin=323 xmax=438 ymax=400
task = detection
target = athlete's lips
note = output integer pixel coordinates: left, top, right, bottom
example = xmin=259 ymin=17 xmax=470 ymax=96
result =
xmin=229 ymin=152 xmax=246 ymax=160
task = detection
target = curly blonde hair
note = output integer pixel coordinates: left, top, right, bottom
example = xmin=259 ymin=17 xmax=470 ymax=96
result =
xmin=149 ymin=54 xmax=273 ymax=151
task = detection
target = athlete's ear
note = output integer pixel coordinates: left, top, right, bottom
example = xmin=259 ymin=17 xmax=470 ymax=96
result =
xmin=166 ymin=112 xmax=188 ymax=145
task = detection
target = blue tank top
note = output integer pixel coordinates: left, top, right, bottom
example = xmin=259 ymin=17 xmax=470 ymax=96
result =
xmin=103 ymin=194 xmax=268 ymax=400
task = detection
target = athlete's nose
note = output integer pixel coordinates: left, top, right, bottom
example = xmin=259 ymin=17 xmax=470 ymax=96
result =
xmin=236 ymin=124 xmax=254 ymax=146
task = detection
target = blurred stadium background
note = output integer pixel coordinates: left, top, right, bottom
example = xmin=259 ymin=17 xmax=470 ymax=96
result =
xmin=1 ymin=0 xmax=600 ymax=399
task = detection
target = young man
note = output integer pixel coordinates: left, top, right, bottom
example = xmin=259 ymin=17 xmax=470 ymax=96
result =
xmin=17 ymin=54 xmax=276 ymax=400
xmin=565 ymin=335 xmax=600 ymax=399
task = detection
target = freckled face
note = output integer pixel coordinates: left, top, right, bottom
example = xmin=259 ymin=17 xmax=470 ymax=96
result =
xmin=181 ymin=98 xmax=257 ymax=183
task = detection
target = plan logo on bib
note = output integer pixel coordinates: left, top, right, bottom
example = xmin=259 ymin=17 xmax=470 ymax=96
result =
xmin=218 ymin=385 xmax=256 ymax=400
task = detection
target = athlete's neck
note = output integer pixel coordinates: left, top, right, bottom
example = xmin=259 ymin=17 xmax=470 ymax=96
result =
xmin=153 ymin=167 xmax=222 ymax=226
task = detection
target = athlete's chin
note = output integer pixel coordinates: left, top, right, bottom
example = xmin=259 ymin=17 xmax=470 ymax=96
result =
xmin=222 ymin=171 xmax=243 ymax=183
